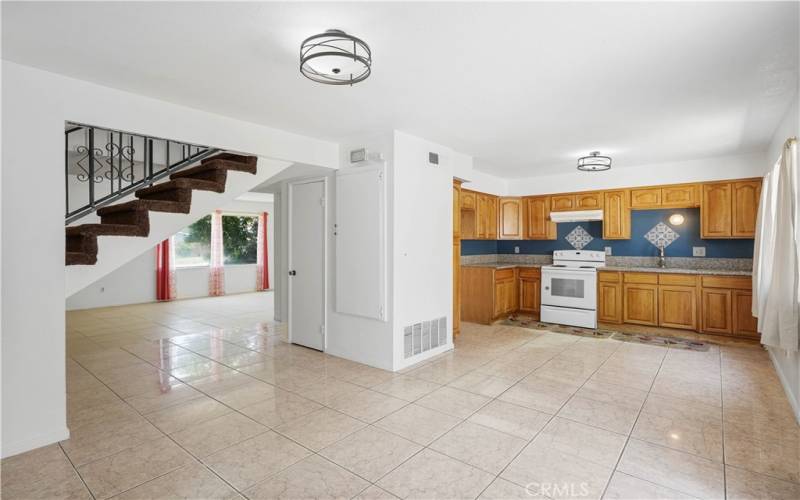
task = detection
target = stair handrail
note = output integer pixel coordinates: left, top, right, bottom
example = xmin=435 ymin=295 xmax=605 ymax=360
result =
xmin=65 ymin=122 xmax=220 ymax=224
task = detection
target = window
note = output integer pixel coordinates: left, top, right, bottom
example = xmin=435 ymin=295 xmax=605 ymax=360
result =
xmin=174 ymin=215 xmax=211 ymax=267
xmin=222 ymin=214 xmax=258 ymax=265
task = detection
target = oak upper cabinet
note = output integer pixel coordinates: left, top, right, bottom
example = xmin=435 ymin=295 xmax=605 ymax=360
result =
xmin=657 ymin=275 xmax=698 ymax=331
xmin=732 ymin=180 xmax=761 ymax=237
xmin=523 ymin=196 xmax=557 ymax=240
xmin=662 ymin=184 xmax=699 ymax=208
xmin=518 ymin=267 xmax=541 ymax=316
xmin=623 ymin=273 xmax=658 ymax=326
xmin=551 ymin=194 xmax=576 ymax=212
xmin=460 ymin=190 xmax=476 ymax=210
xmin=702 ymin=182 xmax=733 ymax=238
xmin=460 ymin=190 xmax=476 ymax=239
xmin=603 ymin=190 xmax=631 ymax=239
xmin=576 ymin=192 xmax=604 ymax=210
xmin=486 ymin=196 xmax=498 ymax=240
xmin=630 ymin=187 xmax=662 ymax=209
xmin=598 ymin=271 xmax=622 ymax=324
xmin=453 ymin=182 xmax=461 ymax=238
xmin=476 ymin=194 xmax=488 ymax=239
xmin=498 ymin=197 xmax=524 ymax=240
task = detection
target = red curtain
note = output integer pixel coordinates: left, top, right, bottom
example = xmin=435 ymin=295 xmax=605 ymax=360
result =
xmin=155 ymin=237 xmax=176 ymax=301
xmin=257 ymin=212 xmax=270 ymax=291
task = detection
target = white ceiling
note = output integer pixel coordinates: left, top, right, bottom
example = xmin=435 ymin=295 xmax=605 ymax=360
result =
xmin=3 ymin=2 xmax=798 ymax=178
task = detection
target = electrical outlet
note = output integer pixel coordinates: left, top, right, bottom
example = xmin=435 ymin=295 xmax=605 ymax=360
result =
xmin=514 ymin=246 xmax=520 ymax=254
xmin=604 ymin=246 xmax=612 ymax=256
xmin=693 ymin=246 xmax=706 ymax=257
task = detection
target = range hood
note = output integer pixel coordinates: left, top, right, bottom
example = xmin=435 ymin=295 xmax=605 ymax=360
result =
xmin=550 ymin=210 xmax=604 ymax=223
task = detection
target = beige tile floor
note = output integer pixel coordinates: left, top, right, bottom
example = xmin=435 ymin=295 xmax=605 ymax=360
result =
xmin=3 ymin=292 xmax=800 ymax=499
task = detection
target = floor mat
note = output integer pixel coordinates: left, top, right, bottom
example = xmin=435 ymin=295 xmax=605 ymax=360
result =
xmin=503 ymin=315 xmax=710 ymax=351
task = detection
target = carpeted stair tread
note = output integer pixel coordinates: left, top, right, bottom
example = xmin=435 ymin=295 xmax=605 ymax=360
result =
xmin=135 ymin=177 xmax=224 ymax=197
xmin=97 ymin=199 xmax=191 ymax=216
xmin=66 ymin=252 xmax=97 ymax=266
xmin=66 ymin=223 xmax=149 ymax=237
xmin=170 ymin=159 xmax=256 ymax=180
xmin=202 ymin=153 xmax=257 ymax=167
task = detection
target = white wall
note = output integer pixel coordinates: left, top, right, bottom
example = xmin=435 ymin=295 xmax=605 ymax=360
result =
xmin=453 ymin=154 xmax=508 ymax=195
xmin=506 ymin=151 xmax=769 ymax=196
xmin=764 ymin=92 xmax=800 ymax=422
xmin=66 ymin=200 xmax=275 ymax=310
xmin=1 ymin=61 xmax=337 ymax=458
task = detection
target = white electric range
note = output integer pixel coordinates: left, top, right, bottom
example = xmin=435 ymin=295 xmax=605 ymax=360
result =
xmin=540 ymin=250 xmax=606 ymax=328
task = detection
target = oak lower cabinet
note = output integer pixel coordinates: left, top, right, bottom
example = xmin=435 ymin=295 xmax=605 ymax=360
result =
xmin=461 ymin=266 xmax=539 ymax=324
xmin=701 ymin=275 xmax=758 ymax=338
xmin=598 ymin=271 xmax=622 ymax=324
xmin=623 ymin=283 xmax=659 ymax=326
xmin=518 ymin=267 xmax=541 ymax=317
xmin=659 ymin=285 xmax=698 ymax=330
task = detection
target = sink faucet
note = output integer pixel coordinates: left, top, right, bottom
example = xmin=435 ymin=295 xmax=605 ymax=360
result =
xmin=658 ymin=246 xmax=666 ymax=268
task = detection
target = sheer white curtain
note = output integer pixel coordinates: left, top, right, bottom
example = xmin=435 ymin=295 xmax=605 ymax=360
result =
xmin=753 ymin=138 xmax=799 ymax=351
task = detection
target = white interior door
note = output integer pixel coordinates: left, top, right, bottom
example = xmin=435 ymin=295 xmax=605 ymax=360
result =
xmin=289 ymin=179 xmax=326 ymax=351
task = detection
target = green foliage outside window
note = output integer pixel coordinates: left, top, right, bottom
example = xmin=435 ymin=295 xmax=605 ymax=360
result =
xmin=174 ymin=214 xmax=258 ymax=266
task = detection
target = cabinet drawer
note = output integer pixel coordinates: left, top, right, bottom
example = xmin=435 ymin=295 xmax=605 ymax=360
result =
xmin=495 ymin=268 xmax=515 ymax=281
xmin=598 ymin=271 xmax=621 ymax=283
xmin=624 ymin=272 xmax=658 ymax=284
xmin=659 ymin=274 xmax=697 ymax=286
xmin=702 ymin=275 xmax=751 ymax=290
xmin=518 ymin=267 xmax=540 ymax=279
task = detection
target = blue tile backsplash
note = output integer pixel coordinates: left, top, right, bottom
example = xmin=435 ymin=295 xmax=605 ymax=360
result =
xmin=461 ymin=208 xmax=754 ymax=258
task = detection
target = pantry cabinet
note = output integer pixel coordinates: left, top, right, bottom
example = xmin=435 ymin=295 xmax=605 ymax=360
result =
xmin=523 ymin=196 xmax=556 ymax=240
xmin=498 ymin=197 xmax=524 ymax=240
xmin=603 ymin=190 xmax=631 ymax=239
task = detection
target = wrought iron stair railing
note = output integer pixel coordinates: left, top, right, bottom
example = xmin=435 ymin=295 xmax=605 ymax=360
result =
xmin=65 ymin=122 xmax=219 ymax=223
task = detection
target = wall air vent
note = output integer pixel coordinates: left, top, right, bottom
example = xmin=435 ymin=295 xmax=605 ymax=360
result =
xmin=403 ymin=316 xmax=447 ymax=359
xmin=428 ymin=152 xmax=439 ymax=165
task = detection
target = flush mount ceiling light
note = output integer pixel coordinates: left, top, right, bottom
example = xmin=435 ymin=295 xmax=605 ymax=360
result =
xmin=300 ymin=29 xmax=371 ymax=85
xmin=577 ymin=151 xmax=612 ymax=172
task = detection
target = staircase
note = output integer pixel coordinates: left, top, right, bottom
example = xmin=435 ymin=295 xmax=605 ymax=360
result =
xmin=66 ymin=153 xmax=257 ymax=265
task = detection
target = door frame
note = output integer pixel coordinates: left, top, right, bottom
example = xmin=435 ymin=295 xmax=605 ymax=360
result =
xmin=287 ymin=176 xmax=328 ymax=350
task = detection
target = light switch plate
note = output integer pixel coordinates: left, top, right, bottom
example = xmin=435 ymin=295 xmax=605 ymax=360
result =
xmin=605 ymin=246 xmax=612 ymax=256
xmin=514 ymin=246 xmax=520 ymax=254
xmin=693 ymin=246 xmax=706 ymax=257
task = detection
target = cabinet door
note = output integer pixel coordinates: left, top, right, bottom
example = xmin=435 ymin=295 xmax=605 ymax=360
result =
xmin=623 ymin=284 xmax=658 ymax=326
xmin=519 ymin=277 xmax=541 ymax=314
xmin=603 ymin=190 xmax=631 ymax=239
xmin=658 ymin=285 xmax=697 ymax=330
xmin=476 ymin=195 xmax=488 ymax=239
xmin=505 ymin=278 xmax=517 ymax=313
xmin=598 ymin=282 xmax=622 ymax=323
xmin=701 ymin=288 xmax=732 ymax=334
xmin=524 ymin=196 xmax=556 ymax=240
xmin=575 ymin=192 xmax=603 ymax=210
xmin=498 ymin=198 xmax=523 ymax=239
xmin=453 ymin=183 xmax=461 ymax=238
xmin=461 ymin=191 xmax=476 ymax=210
xmin=630 ymin=187 xmax=662 ymax=208
xmin=662 ymin=185 xmax=697 ymax=208
xmin=494 ymin=280 xmax=507 ymax=317
xmin=702 ymin=183 xmax=732 ymax=238
xmin=733 ymin=290 xmax=758 ymax=338
xmin=732 ymin=180 xmax=761 ymax=238
xmin=487 ymin=196 xmax=498 ymax=240
xmin=551 ymin=194 xmax=575 ymax=212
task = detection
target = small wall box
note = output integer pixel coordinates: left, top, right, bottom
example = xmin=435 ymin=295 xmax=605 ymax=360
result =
xmin=350 ymin=148 xmax=367 ymax=163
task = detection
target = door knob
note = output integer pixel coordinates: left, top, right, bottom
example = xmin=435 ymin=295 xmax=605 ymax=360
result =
xmin=288 ymin=270 xmax=297 ymax=276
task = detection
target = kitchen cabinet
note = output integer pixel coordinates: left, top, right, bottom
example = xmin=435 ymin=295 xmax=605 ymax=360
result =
xmin=518 ymin=267 xmax=541 ymax=316
xmin=630 ymin=187 xmax=662 ymax=209
xmin=460 ymin=191 xmax=476 ymax=210
xmin=732 ymin=180 xmax=761 ymax=237
xmin=630 ymin=184 xmax=699 ymax=209
xmin=657 ymin=274 xmax=698 ymax=331
xmin=453 ymin=182 xmax=461 ymax=238
xmin=623 ymin=273 xmax=659 ymax=326
xmin=474 ymin=193 xmax=498 ymax=240
xmin=498 ymin=197 xmax=523 ymax=239
xmin=702 ymin=179 xmax=760 ymax=239
xmin=575 ymin=192 xmax=604 ymax=210
xmin=523 ymin=196 xmax=557 ymax=240
xmin=551 ymin=194 xmax=576 ymax=212
xmin=701 ymin=275 xmax=757 ymax=338
xmin=598 ymin=271 xmax=622 ymax=323
xmin=494 ymin=268 xmax=517 ymax=317
xmin=603 ymin=190 xmax=631 ymax=239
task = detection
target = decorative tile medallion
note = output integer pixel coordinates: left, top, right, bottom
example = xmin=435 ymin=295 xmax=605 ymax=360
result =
xmin=565 ymin=225 xmax=593 ymax=250
xmin=644 ymin=222 xmax=680 ymax=249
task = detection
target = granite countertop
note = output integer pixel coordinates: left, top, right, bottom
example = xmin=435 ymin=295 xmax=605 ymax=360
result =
xmin=462 ymin=262 xmax=751 ymax=276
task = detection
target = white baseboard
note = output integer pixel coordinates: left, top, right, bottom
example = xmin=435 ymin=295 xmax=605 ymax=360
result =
xmin=1 ymin=426 xmax=70 ymax=459
xmin=768 ymin=348 xmax=800 ymax=426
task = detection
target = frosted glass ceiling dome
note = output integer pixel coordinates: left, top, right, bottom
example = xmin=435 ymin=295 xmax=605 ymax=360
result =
xmin=300 ymin=29 xmax=371 ymax=85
